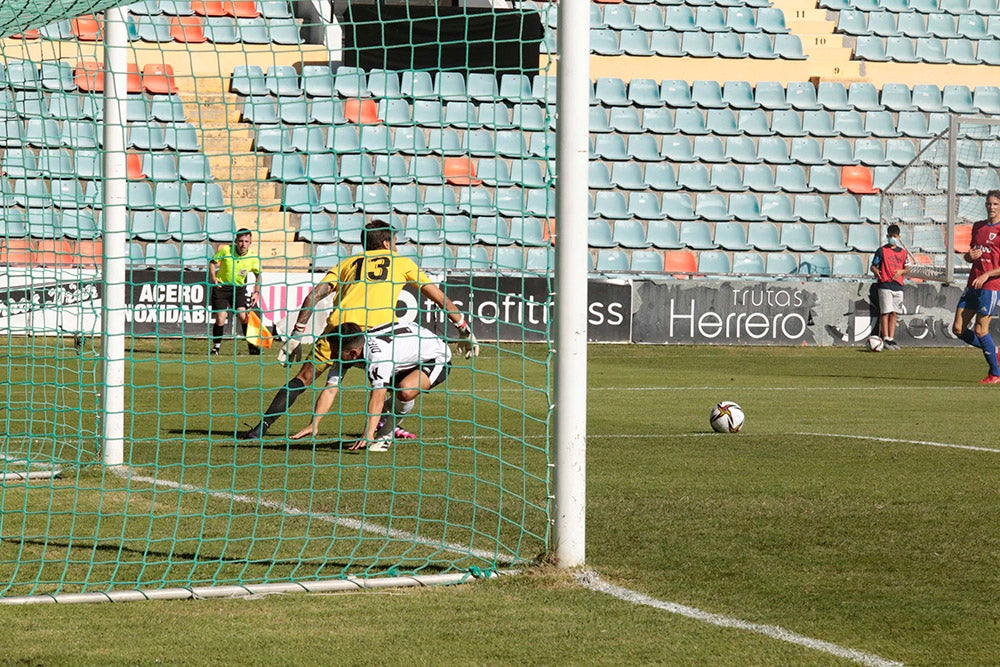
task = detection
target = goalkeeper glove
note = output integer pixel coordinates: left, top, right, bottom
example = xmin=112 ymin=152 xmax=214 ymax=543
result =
xmin=455 ymin=317 xmax=480 ymax=359
xmin=277 ymin=323 xmax=307 ymax=367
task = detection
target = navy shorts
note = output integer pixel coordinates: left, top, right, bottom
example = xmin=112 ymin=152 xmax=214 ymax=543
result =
xmin=958 ymin=287 xmax=1000 ymax=317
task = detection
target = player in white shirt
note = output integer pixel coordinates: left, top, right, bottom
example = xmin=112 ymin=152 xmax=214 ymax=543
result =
xmin=298 ymin=320 xmax=452 ymax=452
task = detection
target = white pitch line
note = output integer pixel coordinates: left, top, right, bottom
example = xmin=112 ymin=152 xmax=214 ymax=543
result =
xmin=575 ymin=570 xmax=904 ymax=667
xmin=107 ymin=466 xmax=517 ymax=565
xmin=796 ymin=432 xmax=1000 ymax=454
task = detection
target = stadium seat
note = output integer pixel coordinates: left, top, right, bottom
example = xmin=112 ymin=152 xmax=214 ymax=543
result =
xmin=661 ymin=136 xmax=696 ymax=162
xmin=711 ymin=164 xmax=748 ymax=192
xmin=698 ymin=250 xmax=731 ymax=276
xmin=60 ymin=210 xmax=100 ymax=239
xmin=235 ymin=17 xmax=270 ymax=43
xmin=722 ymin=81 xmax=759 ymax=110
xmin=722 ymin=136 xmax=760 ymax=164
xmin=50 ymin=179 xmax=86 ymax=209
xmin=645 ymin=220 xmax=683 ymax=249
xmin=838 ymin=83 xmax=875 ymax=113
xmin=810 ymin=165 xmax=849 ymax=193
xmin=318 ymin=183 xmax=358 ymax=213
xmin=714 ymin=220 xmax=753 ymax=249
xmin=659 ymin=80 xmax=694 ymax=108
xmin=828 ymin=195 xmax=865 ymax=224
xmin=790 ymin=138 xmax=826 ymax=166
xmin=774 ymin=164 xmax=810 ymax=193
xmin=593 ymin=191 xmax=631 ymax=220
xmin=587 ymin=218 xmax=616 ymax=248
xmin=864 ymin=111 xmax=902 ymax=138
xmin=797 ymin=252 xmax=832 ymax=276
xmin=611 ymin=163 xmax=647 ymax=190
xmin=626 ymin=192 xmax=665 ymax=221
xmin=677 ymin=164 xmax=713 ymax=191
xmin=37 ymin=148 xmax=75 ymax=178
xmin=781 ymin=222 xmax=819 ymax=251
xmin=847 ymin=225 xmax=880 ymax=252
xmin=828 ymin=252 xmax=866 ymax=277
xmin=681 ymin=218 xmax=721 ymax=247
xmin=842 ymin=165 xmax=880 ymax=194
xmin=793 ymin=194 xmax=831 ymax=222
xmin=814 ymin=224 xmax=851 ymax=252
xmin=610 ymin=107 xmax=643 ymax=134
xmin=637 ymin=108 xmax=673 ymax=136
xmin=761 ymin=193 xmax=800 ymax=222
xmin=203 ymin=15 xmax=238 ymax=42
xmin=660 ymin=192 xmax=697 ymax=220
xmin=663 ymin=250 xmax=698 ymax=278
xmin=692 ymin=136 xmax=726 ymax=163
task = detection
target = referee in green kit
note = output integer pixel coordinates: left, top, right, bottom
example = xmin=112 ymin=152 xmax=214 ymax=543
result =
xmin=208 ymin=228 xmax=262 ymax=355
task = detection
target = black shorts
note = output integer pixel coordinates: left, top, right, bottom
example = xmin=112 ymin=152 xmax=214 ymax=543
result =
xmin=390 ymin=361 xmax=451 ymax=391
xmin=210 ymin=284 xmax=250 ymax=312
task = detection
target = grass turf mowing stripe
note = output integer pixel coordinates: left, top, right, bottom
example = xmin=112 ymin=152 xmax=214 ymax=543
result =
xmin=575 ymin=571 xmax=904 ymax=667
xmin=109 ymin=466 xmax=520 ymax=566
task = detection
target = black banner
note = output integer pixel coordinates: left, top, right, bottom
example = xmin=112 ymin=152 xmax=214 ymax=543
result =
xmin=126 ymin=270 xmax=212 ymax=336
xmin=0 ymin=278 xmax=101 ymax=320
xmin=414 ymin=276 xmax=630 ymax=342
xmin=343 ymin=5 xmax=542 ymax=76
xmin=632 ymin=281 xmax=818 ymax=346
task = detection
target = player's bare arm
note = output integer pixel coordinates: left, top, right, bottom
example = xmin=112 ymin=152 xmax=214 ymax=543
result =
xmin=294 ymin=281 xmax=336 ymax=330
xmin=348 ymin=387 xmax=388 ymax=450
xmin=290 ymin=386 xmax=341 ymax=439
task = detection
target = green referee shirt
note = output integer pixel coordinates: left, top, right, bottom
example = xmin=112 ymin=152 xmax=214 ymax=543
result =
xmin=211 ymin=245 xmax=261 ymax=286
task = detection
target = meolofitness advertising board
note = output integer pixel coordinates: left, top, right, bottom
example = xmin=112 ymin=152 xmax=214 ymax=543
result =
xmin=0 ymin=267 xmax=970 ymax=347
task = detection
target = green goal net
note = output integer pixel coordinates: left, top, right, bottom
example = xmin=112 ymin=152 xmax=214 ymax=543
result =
xmin=0 ymin=0 xmax=555 ymax=599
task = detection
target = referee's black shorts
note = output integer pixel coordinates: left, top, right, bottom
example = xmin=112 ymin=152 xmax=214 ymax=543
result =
xmin=210 ymin=284 xmax=250 ymax=312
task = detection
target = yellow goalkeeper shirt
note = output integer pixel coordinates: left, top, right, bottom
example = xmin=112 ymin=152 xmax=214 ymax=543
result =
xmin=321 ymin=249 xmax=432 ymax=330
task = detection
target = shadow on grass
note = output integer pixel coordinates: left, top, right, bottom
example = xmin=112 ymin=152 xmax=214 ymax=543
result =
xmin=168 ymin=427 xmax=368 ymax=453
xmin=13 ymin=537 xmax=355 ymax=571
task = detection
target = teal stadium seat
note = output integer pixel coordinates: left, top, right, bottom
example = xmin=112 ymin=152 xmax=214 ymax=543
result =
xmin=729 ymin=193 xmax=766 ymax=222
xmin=793 ymin=194 xmax=832 ymax=222
xmin=167 ymin=211 xmax=207 ymax=241
xmin=762 ymin=193 xmax=800 ymax=222
xmin=814 ymin=224 xmax=851 ymax=251
xmin=748 ymin=221 xmax=787 ymax=250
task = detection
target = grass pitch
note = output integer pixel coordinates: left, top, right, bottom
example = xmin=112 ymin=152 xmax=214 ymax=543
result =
xmin=2 ymin=342 xmax=1000 ymax=666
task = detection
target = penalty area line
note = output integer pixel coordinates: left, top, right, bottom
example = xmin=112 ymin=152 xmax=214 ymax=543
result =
xmin=108 ymin=466 xmax=518 ymax=566
xmin=575 ymin=571 xmax=903 ymax=667
xmin=796 ymin=432 xmax=1000 ymax=454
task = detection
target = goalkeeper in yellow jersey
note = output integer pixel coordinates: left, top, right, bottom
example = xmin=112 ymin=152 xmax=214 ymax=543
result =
xmin=239 ymin=221 xmax=478 ymax=440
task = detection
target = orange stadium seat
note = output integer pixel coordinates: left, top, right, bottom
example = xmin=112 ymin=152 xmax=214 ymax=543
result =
xmin=142 ymin=63 xmax=180 ymax=95
xmin=171 ymin=15 xmax=207 ymax=43
xmin=11 ymin=29 xmax=41 ymax=39
xmin=127 ymin=153 xmax=147 ymax=180
xmin=33 ymin=240 xmax=75 ymax=267
xmin=72 ymin=15 xmax=104 ymax=41
xmin=0 ymin=239 xmax=33 ymax=266
xmin=954 ymin=224 xmax=972 ymax=254
xmin=74 ymin=61 xmax=103 ymax=92
xmin=191 ymin=1 xmax=227 ymax=16
xmin=344 ymin=98 xmax=379 ymax=125
xmin=543 ymin=217 xmax=556 ymax=245
xmin=663 ymin=250 xmax=698 ymax=278
xmin=443 ymin=157 xmax=482 ymax=186
xmin=225 ymin=1 xmax=260 ymax=17
xmin=73 ymin=240 xmax=105 ymax=268
xmin=841 ymin=165 xmax=880 ymax=194
xmin=74 ymin=61 xmax=142 ymax=94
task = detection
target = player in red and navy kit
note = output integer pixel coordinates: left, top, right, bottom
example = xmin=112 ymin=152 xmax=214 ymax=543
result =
xmin=870 ymin=224 xmax=912 ymax=350
xmin=952 ymin=190 xmax=1000 ymax=383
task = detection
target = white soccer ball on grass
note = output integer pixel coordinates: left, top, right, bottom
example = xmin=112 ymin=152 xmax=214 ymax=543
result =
xmin=710 ymin=401 xmax=745 ymax=433
xmin=866 ymin=336 xmax=884 ymax=353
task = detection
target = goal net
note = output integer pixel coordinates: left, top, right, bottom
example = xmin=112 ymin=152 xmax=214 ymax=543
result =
xmin=0 ymin=1 xmax=555 ymax=599
xmin=879 ymin=115 xmax=1000 ymax=284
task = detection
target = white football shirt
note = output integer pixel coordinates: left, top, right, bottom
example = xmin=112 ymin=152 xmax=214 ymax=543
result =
xmin=362 ymin=321 xmax=452 ymax=389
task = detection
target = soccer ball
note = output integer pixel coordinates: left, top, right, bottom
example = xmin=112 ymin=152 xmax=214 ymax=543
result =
xmin=866 ymin=335 xmax=884 ymax=352
xmin=710 ymin=401 xmax=745 ymax=433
